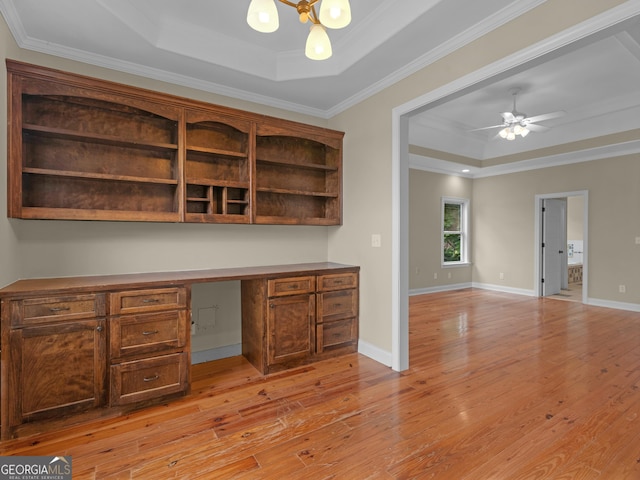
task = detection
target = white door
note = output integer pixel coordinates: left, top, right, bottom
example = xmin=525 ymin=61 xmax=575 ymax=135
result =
xmin=542 ymin=198 xmax=567 ymax=296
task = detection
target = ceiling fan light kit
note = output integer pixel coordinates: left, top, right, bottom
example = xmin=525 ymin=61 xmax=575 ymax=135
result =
xmin=499 ymin=123 xmax=530 ymax=141
xmin=471 ymin=88 xmax=566 ymax=141
xmin=247 ymin=0 xmax=351 ymax=60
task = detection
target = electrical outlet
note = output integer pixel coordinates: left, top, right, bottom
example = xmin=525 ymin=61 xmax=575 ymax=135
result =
xmin=415 ymin=267 xmax=420 ymax=275
xmin=433 ymin=272 xmax=438 ymax=280
xmin=619 ymin=285 xmax=626 ymax=293
xmin=371 ymin=234 xmax=381 ymax=247
xmin=499 ymin=272 xmax=504 ymax=280
xmin=636 ymin=237 xmax=640 ymax=245
xmin=447 ymin=272 xmax=452 ymax=279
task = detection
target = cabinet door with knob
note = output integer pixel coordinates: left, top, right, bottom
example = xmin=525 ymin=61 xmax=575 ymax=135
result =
xmin=7 ymin=318 xmax=107 ymax=428
xmin=267 ymin=294 xmax=315 ymax=367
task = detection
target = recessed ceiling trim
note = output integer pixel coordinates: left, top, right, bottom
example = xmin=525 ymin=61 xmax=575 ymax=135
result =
xmin=410 ymin=139 xmax=640 ymax=179
xmin=0 ymin=1 xmax=330 ymax=118
xmin=325 ymin=0 xmax=546 ymax=118
xmin=615 ymin=30 xmax=640 ymax=60
xmin=0 ymin=0 xmax=546 ymax=119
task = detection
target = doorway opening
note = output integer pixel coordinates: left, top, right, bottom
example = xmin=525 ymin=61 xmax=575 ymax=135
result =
xmin=534 ymin=191 xmax=588 ymax=304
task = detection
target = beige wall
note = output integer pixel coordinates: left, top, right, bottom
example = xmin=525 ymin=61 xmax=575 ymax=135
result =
xmin=409 ymin=170 xmax=473 ymax=290
xmin=409 ymin=154 xmax=640 ymax=305
xmin=568 ymin=196 xmax=584 ymax=241
xmin=471 ymin=154 xmax=640 ymax=303
xmin=0 ymin=0 xmax=629 ymax=364
xmin=0 ymin=17 xmax=18 ymax=284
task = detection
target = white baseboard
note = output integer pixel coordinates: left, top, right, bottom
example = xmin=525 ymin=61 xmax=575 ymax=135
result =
xmin=409 ymin=282 xmax=472 ymax=296
xmin=358 ymin=339 xmax=392 ymax=367
xmin=192 ymin=343 xmax=242 ymax=364
xmin=586 ymin=298 xmax=640 ymax=312
xmin=471 ymin=282 xmax=536 ymax=297
xmin=411 ymin=282 xmax=640 ymax=312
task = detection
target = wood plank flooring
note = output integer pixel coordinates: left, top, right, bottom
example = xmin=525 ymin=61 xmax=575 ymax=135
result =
xmin=1 ymin=288 xmax=639 ymax=479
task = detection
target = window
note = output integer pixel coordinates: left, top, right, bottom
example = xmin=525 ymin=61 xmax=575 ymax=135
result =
xmin=442 ymin=197 xmax=469 ymax=265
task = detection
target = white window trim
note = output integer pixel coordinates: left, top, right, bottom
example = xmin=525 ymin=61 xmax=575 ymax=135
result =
xmin=441 ymin=196 xmax=470 ymax=267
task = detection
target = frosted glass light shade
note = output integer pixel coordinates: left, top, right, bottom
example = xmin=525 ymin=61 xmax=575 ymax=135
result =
xmin=319 ymin=0 xmax=351 ymax=29
xmin=247 ymin=0 xmax=279 ymax=33
xmin=306 ymin=24 xmax=332 ymax=60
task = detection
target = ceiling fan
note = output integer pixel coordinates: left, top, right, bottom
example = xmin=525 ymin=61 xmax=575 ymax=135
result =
xmin=471 ymin=88 xmax=566 ymax=140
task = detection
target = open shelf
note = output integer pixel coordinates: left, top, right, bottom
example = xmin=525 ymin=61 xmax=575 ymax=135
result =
xmin=256 ymin=157 xmax=338 ymax=171
xmin=23 ymin=167 xmax=179 ymax=185
xmin=184 ymin=115 xmax=251 ymax=223
xmin=7 ymin=61 xmax=344 ymax=226
xmin=24 ymin=124 xmax=178 ymax=152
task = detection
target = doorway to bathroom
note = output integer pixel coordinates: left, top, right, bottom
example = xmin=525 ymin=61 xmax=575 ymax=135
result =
xmin=534 ymin=191 xmax=588 ymax=303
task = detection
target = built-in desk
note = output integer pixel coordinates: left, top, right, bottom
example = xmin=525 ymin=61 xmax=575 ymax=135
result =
xmin=0 ymin=262 xmax=359 ymax=439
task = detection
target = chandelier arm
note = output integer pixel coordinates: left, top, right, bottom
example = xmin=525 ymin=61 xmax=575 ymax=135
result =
xmin=278 ymin=0 xmax=298 ymax=7
xmin=309 ymin=4 xmax=321 ymax=24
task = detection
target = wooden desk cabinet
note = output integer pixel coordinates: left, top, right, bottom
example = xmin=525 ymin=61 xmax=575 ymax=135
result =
xmin=0 ymin=263 xmax=359 ymax=439
xmin=242 ymin=270 xmax=358 ymax=374
xmin=2 ymin=294 xmax=108 ymax=430
xmin=108 ymin=287 xmax=189 ymax=406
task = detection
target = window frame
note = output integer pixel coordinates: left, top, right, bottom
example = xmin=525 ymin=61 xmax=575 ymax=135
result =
xmin=441 ymin=196 xmax=470 ymax=266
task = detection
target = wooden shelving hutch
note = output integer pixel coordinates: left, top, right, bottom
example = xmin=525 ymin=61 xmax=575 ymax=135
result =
xmin=6 ymin=60 xmax=344 ymax=226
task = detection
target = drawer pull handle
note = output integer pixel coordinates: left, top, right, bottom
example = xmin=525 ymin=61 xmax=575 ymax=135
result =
xmin=49 ymin=306 xmax=71 ymax=312
xmin=287 ymin=284 xmax=299 ymax=289
xmin=142 ymin=330 xmax=159 ymax=336
xmin=143 ymin=374 xmax=160 ymax=382
xmin=334 ymin=303 xmax=343 ymax=307
xmin=142 ymin=299 xmax=161 ymax=304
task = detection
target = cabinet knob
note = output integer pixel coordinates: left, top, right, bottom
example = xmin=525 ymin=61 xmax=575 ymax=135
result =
xmin=96 ymin=326 xmax=104 ymax=332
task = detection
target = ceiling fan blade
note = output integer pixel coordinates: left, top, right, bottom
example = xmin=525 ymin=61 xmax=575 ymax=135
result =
xmin=526 ymin=123 xmax=550 ymax=132
xmin=524 ymin=110 xmax=566 ymax=123
xmin=468 ymin=124 xmax=506 ymax=132
xmin=501 ymin=112 xmax=515 ymax=123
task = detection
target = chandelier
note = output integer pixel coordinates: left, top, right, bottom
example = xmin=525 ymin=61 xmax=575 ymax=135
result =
xmin=247 ymin=0 xmax=352 ymax=60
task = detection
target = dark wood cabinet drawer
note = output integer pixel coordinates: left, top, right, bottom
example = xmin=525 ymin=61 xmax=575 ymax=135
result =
xmin=317 ymin=272 xmax=358 ymax=292
xmin=110 ymin=310 xmax=188 ymax=360
xmin=267 ymin=276 xmax=315 ymax=297
xmin=317 ymin=317 xmax=357 ymax=353
xmin=12 ymin=294 xmax=106 ymax=326
xmin=110 ymin=287 xmax=187 ymax=315
xmin=317 ymin=289 xmax=357 ymax=322
xmin=110 ymin=353 xmax=188 ymax=406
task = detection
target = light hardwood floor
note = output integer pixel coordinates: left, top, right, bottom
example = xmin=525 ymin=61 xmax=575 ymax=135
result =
xmin=1 ymin=288 xmax=639 ymax=479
